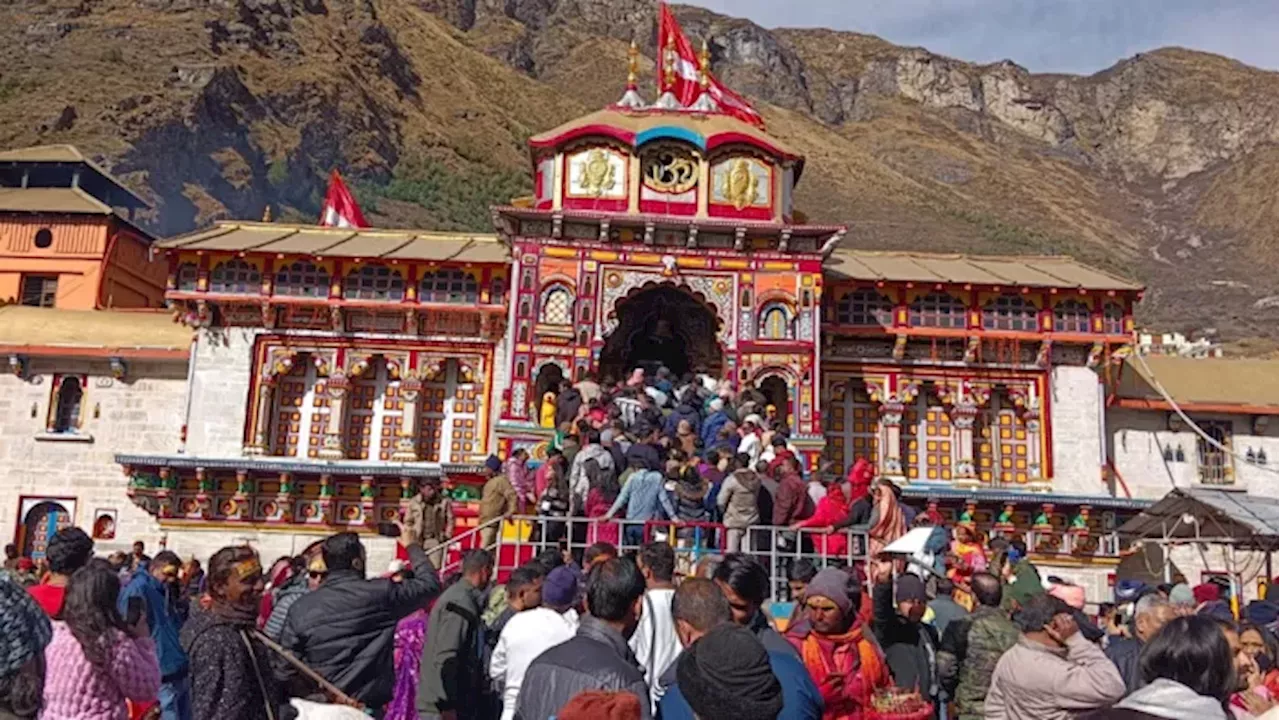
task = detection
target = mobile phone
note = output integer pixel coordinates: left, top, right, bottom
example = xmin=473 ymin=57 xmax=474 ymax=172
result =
xmin=375 ymin=521 xmax=402 ymax=538
xmin=125 ymin=596 xmax=144 ymax=627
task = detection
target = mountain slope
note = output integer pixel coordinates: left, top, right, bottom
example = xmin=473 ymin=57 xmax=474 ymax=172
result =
xmin=0 ymin=0 xmax=1274 ymax=345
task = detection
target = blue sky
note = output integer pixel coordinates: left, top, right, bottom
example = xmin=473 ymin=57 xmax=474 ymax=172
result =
xmin=694 ymin=0 xmax=1278 ymax=74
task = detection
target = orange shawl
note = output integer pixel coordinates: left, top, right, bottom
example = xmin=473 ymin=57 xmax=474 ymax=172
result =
xmin=800 ymin=625 xmax=890 ymax=720
xmin=868 ymin=488 xmax=906 ymax=557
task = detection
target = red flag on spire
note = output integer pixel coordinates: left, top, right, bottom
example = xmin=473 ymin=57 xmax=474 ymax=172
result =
xmin=657 ymin=2 xmax=764 ymax=127
xmin=318 ymin=170 xmax=369 ymax=228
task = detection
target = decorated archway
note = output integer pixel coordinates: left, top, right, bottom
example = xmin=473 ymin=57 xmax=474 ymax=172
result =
xmin=599 ymin=283 xmax=724 ymax=380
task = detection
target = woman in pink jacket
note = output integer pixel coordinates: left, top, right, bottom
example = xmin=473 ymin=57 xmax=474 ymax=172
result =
xmin=41 ymin=560 xmax=161 ymax=720
xmin=792 ymin=483 xmax=852 ymax=558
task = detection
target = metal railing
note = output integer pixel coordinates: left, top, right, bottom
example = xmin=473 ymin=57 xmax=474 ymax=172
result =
xmin=424 ymin=515 xmax=870 ymax=603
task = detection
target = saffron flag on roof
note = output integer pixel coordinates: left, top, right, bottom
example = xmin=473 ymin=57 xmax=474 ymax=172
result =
xmin=318 ymin=170 xmax=369 ymax=229
xmin=656 ymin=2 xmax=764 ymax=128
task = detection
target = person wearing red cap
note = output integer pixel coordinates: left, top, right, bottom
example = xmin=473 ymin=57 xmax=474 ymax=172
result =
xmin=826 ymin=459 xmax=875 ymax=535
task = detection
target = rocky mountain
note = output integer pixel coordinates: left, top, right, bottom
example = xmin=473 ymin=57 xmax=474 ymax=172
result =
xmin=0 ymin=0 xmax=1275 ymax=347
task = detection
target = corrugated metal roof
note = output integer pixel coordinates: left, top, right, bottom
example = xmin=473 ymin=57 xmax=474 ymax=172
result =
xmin=0 ymin=187 xmax=114 ymax=214
xmin=1116 ymin=488 xmax=1278 ymax=548
xmin=826 ymin=249 xmax=1143 ymax=291
xmin=159 ymin=221 xmax=509 ymax=263
xmin=0 ymin=306 xmax=191 ymax=352
xmin=1116 ymin=355 xmax=1280 ymax=408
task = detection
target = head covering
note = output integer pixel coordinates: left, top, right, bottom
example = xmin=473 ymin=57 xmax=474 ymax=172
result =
xmin=1193 ymin=582 xmax=1221 ymax=604
xmin=627 ymin=368 xmax=645 ymax=387
xmin=742 ymin=414 xmax=763 ymax=428
xmin=556 ymin=690 xmax=642 ymax=720
xmin=1115 ymin=579 xmax=1149 ymax=604
xmin=1168 ymin=583 xmax=1195 ymax=607
xmin=805 ymin=568 xmax=853 ymax=616
xmin=485 ymin=455 xmax=503 ymax=473
xmin=677 ymin=624 xmax=784 ymax=720
xmin=0 ymin=571 xmax=53 ymax=677
xmin=543 ymin=566 xmax=580 ymax=608
xmin=600 ymin=429 xmax=614 ymax=444
xmin=307 ymin=555 xmax=327 ymax=573
xmin=847 ymin=458 xmax=874 ymax=499
xmin=1005 ymin=560 xmax=1045 ymax=608
xmin=709 ymin=397 xmax=724 ymax=412
xmin=15 ymin=558 xmax=33 ymax=572
xmin=770 ymin=434 xmax=787 ymax=447
xmin=1048 ymin=583 xmax=1087 ymax=610
xmin=626 ymin=443 xmax=662 ymax=472
xmin=895 ymin=574 xmax=927 ymax=604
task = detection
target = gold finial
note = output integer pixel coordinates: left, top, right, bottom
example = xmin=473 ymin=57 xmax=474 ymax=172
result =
xmin=699 ymin=38 xmax=711 ymax=90
xmin=262 ymin=205 xmax=272 ymax=222
xmin=627 ymin=40 xmax=639 ymax=89
xmin=663 ymin=36 xmax=676 ymax=89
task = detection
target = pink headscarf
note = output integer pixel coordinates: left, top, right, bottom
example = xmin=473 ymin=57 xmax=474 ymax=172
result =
xmin=847 ymin=458 xmax=875 ymax=500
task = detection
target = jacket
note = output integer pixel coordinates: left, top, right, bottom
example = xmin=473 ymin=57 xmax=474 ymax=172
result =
xmin=718 ymin=470 xmax=762 ymax=529
xmin=118 ymin=568 xmax=189 ymax=680
xmin=796 ymin=493 xmax=853 ymax=557
xmin=664 ymin=402 xmax=702 ymax=437
xmin=871 ymin=581 xmax=939 ymax=700
xmin=181 ymin=608 xmax=285 ymax=720
xmin=936 ymin=604 xmax=1018 ymax=720
xmin=1080 ymin=678 xmax=1230 ymax=720
xmin=1104 ymin=636 xmax=1145 ymax=694
xmin=418 ymin=577 xmax=490 ymax=718
xmin=607 ymin=469 xmax=677 ymax=522
xmin=263 ymin=571 xmax=309 ymax=642
xmin=773 ymin=472 xmax=814 ymax=527
xmin=277 ymin=544 xmax=440 ymax=711
xmin=403 ymin=492 xmax=454 ymax=542
xmin=750 ymin=609 xmax=801 ymax=659
xmin=659 ymin=649 xmax=823 ymax=720
xmin=505 ymin=457 xmax=534 ymax=507
xmin=674 ymin=478 xmax=711 ymax=523
xmin=985 ymin=633 xmax=1126 ymax=720
xmin=514 ymin=615 xmax=651 ymax=720
xmin=479 ymin=474 xmax=519 ymax=524
xmin=42 ymin=622 xmax=161 ymax=720
xmin=700 ymin=410 xmax=730 ymax=450
xmin=569 ymin=444 xmax=616 ymax=505
xmin=927 ymin=595 xmax=969 ymax=640
xmin=554 ymin=388 xmax=583 ymax=427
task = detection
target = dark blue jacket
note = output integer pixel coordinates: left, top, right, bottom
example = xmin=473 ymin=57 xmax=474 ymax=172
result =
xmin=658 ymin=649 xmax=821 ymax=720
xmin=119 ymin=569 xmax=188 ymax=679
xmin=699 ymin=410 xmax=730 ymax=450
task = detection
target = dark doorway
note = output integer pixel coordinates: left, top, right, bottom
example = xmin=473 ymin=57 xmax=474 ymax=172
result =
xmin=599 ymin=284 xmax=723 ymax=380
xmin=757 ymin=375 xmax=790 ymax=427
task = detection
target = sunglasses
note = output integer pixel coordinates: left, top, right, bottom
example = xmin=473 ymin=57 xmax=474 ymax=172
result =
xmin=309 ymin=571 xmax=327 ymax=580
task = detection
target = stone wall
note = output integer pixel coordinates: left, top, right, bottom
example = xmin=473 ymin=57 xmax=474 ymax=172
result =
xmin=185 ymin=326 xmax=263 ymax=458
xmin=1049 ymin=366 xmax=1105 ymax=496
xmin=0 ymin=357 xmax=187 ymax=553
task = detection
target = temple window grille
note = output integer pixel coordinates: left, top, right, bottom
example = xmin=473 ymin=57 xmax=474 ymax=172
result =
xmin=758 ymin=303 xmax=794 ymax=340
xmin=905 ymin=386 xmax=952 ymax=481
xmin=982 ymin=294 xmax=1038 ymax=331
xmin=1102 ymin=302 xmax=1125 ymax=335
xmin=420 ymin=269 xmax=479 ymax=304
xmin=51 ymin=376 xmax=84 ymax=434
xmin=209 ymin=260 xmax=261 ymax=294
xmin=270 ymin=355 xmax=329 ymax=458
xmin=275 ymin=261 xmax=331 ymax=298
xmin=823 ymin=380 xmax=879 ymax=474
xmin=1196 ymin=421 xmax=1234 ymax=485
xmin=175 ymin=263 xmax=199 ymax=292
xmin=344 ymin=264 xmax=405 ymax=301
xmin=539 ymin=285 xmax=574 ymax=326
xmin=1053 ymin=300 xmax=1092 ymax=333
xmin=976 ymin=392 xmax=1031 ymax=486
xmin=837 ymin=289 xmax=893 ymax=327
xmin=19 ymin=275 xmax=58 ymax=308
xmin=908 ymin=293 xmax=967 ymax=329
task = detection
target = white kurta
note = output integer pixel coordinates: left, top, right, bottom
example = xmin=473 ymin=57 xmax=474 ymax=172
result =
xmin=489 ymin=607 xmax=579 ymax=720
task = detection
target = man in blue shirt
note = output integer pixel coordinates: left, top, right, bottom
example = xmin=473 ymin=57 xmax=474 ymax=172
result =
xmin=119 ymin=549 xmax=190 ymax=720
xmin=602 ymin=445 xmax=677 ymax=548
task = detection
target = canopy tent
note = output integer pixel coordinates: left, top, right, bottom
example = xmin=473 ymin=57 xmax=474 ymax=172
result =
xmin=1116 ymin=487 xmax=1278 ymax=551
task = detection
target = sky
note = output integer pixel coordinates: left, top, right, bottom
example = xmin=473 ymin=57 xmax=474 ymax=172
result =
xmin=694 ymin=0 xmax=1278 ymax=74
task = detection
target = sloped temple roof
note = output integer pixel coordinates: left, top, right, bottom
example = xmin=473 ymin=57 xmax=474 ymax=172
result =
xmin=825 ymin=249 xmax=1143 ymax=291
xmin=0 ymin=306 xmax=191 ymax=357
xmin=159 ymin=221 xmax=509 ymax=263
xmin=1114 ymin=355 xmax=1280 ymax=411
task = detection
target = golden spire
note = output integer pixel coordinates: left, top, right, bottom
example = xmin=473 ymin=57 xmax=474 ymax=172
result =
xmin=663 ymin=35 xmax=676 ymax=89
xmin=699 ymin=38 xmax=711 ymax=90
xmin=262 ymin=204 xmax=272 ymax=222
xmin=627 ymin=40 xmax=639 ymax=89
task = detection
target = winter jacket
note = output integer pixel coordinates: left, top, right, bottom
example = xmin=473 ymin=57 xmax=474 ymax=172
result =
xmin=479 ymin=473 xmax=520 ymax=526
xmin=181 ymin=608 xmax=285 ymax=720
xmin=674 ymin=477 xmax=711 ymax=524
xmin=505 ymin=457 xmax=534 ymax=507
xmin=663 ymin=403 xmax=701 ymax=437
xmin=796 ymin=494 xmax=853 ymax=557
xmin=514 ymin=615 xmax=651 ymax=720
xmin=700 ymin=410 xmax=730 ymax=451
xmin=403 ymin=492 xmax=454 ymax=544
xmin=607 ymin=469 xmax=677 ymax=522
xmin=717 ymin=470 xmax=762 ymax=529
xmin=263 ymin=571 xmax=309 ymax=642
xmin=773 ymin=472 xmax=814 ymax=526
xmin=659 ymin=649 xmax=823 ymax=720
xmin=418 ymin=577 xmax=491 ymax=719
xmin=277 ymin=544 xmax=441 ymax=712
xmin=936 ymin=604 xmax=1018 ymax=720
xmin=575 ymin=379 xmax=602 ymax=405
xmin=1081 ymin=678 xmax=1231 ymax=720
xmin=42 ymin=622 xmax=161 ymax=720
xmin=927 ymin=595 xmax=969 ymax=640
xmin=554 ymin=388 xmax=583 ymax=427
xmin=985 ymin=633 xmax=1126 ymax=720
xmin=1104 ymin=635 xmax=1146 ymax=694
xmin=569 ymin=444 xmax=615 ymax=506
xmin=118 ymin=568 xmax=189 ymax=680
xmin=871 ymin=580 xmax=939 ymax=702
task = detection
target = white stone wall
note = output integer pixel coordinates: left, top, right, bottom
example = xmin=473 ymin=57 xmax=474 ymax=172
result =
xmin=185 ymin=327 xmax=263 ymax=458
xmin=1049 ymin=366 xmax=1105 ymax=495
xmin=0 ymin=358 xmax=187 ymax=552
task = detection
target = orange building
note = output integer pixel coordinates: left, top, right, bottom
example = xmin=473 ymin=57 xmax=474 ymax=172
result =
xmin=0 ymin=145 xmax=165 ymax=309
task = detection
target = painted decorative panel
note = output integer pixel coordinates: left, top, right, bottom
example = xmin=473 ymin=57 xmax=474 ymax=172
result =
xmin=710 ymin=157 xmax=771 ymax=210
xmin=565 ymin=148 xmax=627 ymax=199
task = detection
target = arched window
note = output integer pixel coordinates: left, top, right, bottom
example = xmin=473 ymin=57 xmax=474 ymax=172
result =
xmin=908 ymin=293 xmax=967 ymax=328
xmin=419 ymin=269 xmax=479 ymax=304
xmin=758 ymin=303 xmax=794 ymax=340
xmin=539 ymin=285 xmax=574 ymax=326
xmin=1102 ymin=302 xmax=1125 ymax=335
xmin=490 ymin=277 xmax=507 ymax=306
xmin=175 ymin=263 xmax=198 ymax=292
xmin=52 ymin=376 xmax=83 ymax=434
xmin=982 ymin=294 xmax=1038 ymax=331
xmin=344 ymin=264 xmax=405 ymax=301
xmin=837 ymin=289 xmax=893 ymax=326
xmin=1053 ymin=300 xmax=1092 ymax=333
xmin=209 ymin=260 xmax=261 ymax=294
xmin=274 ymin=261 xmax=331 ymax=298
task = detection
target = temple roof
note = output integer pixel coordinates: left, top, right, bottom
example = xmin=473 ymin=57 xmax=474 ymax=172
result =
xmin=0 ymin=144 xmax=149 ymax=209
xmin=1115 ymin=355 xmax=1279 ymax=411
xmin=0 ymin=306 xmax=190 ymax=357
xmin=0 ymin=187 xmax=116 ymax=214
xmin=825 ymin=249 xmax=1143 ymax=291
xmin=159 ymin=221 xmax=509 ymax=263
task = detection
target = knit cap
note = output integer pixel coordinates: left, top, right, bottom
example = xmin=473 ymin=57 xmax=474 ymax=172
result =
xmin=677 ymin=624 xmax=783 ymax=720
xmin=1168 ymin=583 xmax=1195 ymax=607
xmin=485 ymin=455 xmax=503 ymax=472
xmin=896 ymin=574 xmax=927 ymax=604
xmin=543 ymin=566 xmax=580 ymax=608
xmin=556 ymin=690 xmax=642 ymax=720
xmin=1193 ymin=582 xmax=1221 ymax=604
xmin=805 ymin=568 xmax=853 ymax=615
xmin=0 ymin=570 xmax=52 ymax=677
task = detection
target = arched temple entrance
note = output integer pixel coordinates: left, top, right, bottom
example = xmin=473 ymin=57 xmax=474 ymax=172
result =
xmin=20 ymin=500 xmax=71 ymax=559
xmin=599 ymin=284 xmax=723 ymax=381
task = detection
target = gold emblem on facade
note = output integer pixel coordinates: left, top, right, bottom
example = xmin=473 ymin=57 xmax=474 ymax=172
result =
xmin=721 ymin=158 xmax=759 ymax=210
xmin=642 ymin=146 xmax=699 ymax=194
xmin=577 ymin=148 xmax=617 ymax=197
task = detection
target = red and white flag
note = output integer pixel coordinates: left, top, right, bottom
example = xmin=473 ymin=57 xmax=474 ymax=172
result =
xmin=318 ymin=169 xmax=369 ymax=228
xmin=657 ymin=2 xmax=764 ymax=127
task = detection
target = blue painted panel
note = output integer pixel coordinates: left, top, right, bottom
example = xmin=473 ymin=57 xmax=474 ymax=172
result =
xmin=635 ymin=126 xmax=706 ymax=150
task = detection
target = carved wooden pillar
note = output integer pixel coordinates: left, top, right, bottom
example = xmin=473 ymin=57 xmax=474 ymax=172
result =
xmin=318 ymin=373 xmax=349 ymax=460
xmin=878 ymin=401 xmax=906 ymax=480
xmin=245 ymin=375 xmax=276 ymax=456
xmin=392 ymin=375 xmax=422 ymax=462
xmin=951 ymin=402 xmax=980 ymax=488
